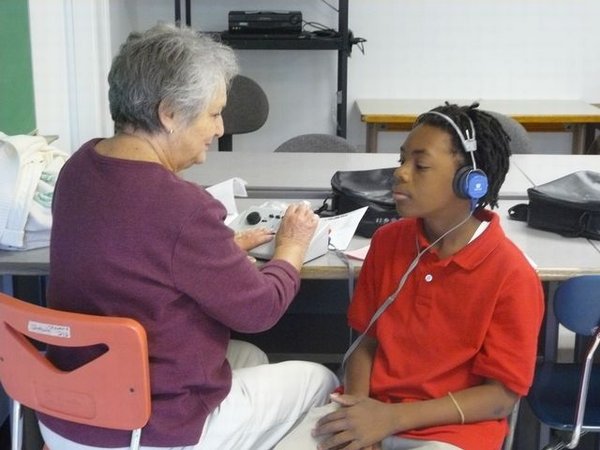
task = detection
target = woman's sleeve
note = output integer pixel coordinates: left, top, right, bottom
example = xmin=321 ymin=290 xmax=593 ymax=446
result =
xmin=171 ymin=200 xmax=300 ymax=333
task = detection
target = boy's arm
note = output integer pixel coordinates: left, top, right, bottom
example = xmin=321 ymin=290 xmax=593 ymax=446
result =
xmin=344 ymin=334 xmax=377 ymax=397
xmin=316 ymin=378 xmax=518 ymax=450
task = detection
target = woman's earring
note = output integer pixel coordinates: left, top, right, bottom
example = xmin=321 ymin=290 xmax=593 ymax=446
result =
xmin=169 ymin=129 xmax=174 ymax=135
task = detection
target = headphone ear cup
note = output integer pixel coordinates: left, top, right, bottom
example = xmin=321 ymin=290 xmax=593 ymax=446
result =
xmin=453 ymin=166 xmax=472 ymax=199
xmin=453 ymin=166 xmax=489 ymax=200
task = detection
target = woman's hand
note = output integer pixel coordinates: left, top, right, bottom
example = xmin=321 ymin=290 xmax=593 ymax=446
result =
xmin=313 ymin=394 xmax=395 ymax=450
xmin=272 ymin=203 xmax=319 ymax=271
xmin=234 ymin=228 xmax=274 ymax=251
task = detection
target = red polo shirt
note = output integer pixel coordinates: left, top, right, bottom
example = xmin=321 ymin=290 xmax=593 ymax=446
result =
xmin=348 ymin=210 xmax=544 ymax=450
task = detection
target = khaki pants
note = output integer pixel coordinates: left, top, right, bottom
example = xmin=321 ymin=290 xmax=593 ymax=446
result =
xmin=40 ymin=340 xmax=339 ymax=450
xmin=275 ymin=402 xmax=462 ymax=450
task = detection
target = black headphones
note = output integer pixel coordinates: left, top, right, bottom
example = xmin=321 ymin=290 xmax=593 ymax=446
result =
xmin=421 ymin=110 xmax=488 ymax=211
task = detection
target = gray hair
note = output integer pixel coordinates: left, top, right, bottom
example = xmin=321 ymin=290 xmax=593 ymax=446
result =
xmin=108 ymin=23 xmax=238 ymax=133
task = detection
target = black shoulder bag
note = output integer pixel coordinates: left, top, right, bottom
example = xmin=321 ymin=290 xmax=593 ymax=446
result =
xmin=330 ymin=167 xmax=400 ymax=238
xmin=508 ymin=170 xmax=600 ymax=240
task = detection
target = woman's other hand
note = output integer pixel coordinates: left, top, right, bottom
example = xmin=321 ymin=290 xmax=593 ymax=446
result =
xmin=272 ymin=203 xmax=319 ymax=271
xmin=234 ymin=228 xmax=274 ymax=251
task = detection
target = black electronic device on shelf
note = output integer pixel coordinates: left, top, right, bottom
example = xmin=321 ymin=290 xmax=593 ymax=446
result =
xmin=228 ymin=10 xmax=302 ymax=35
xmin=173 ymin=0 xmax=354 ymax=138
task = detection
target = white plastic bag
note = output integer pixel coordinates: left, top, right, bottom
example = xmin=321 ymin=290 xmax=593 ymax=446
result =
xmin=0 ymin=132 xmax=69 ymax=250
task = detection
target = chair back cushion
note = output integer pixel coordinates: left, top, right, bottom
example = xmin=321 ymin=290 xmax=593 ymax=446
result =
xmin=484 ymin=110 xmax=533 ymax=154
xmin=554 ymin=275 xmax=600 ymax=335
xmin=222 ymin=75 xmax=269 ymax=134
xmin=275 ymin=133 xmax=357 ymax=153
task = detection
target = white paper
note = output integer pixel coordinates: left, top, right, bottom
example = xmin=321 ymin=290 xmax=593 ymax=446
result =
xmin=320 ymin=207 xmax=368 ymax=251
xmin=206 ymin=178 xmax=248 ymax=224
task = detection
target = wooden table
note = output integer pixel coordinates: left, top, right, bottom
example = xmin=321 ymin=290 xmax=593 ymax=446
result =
xmin=356 ymin=99 xmax=600 ymax=154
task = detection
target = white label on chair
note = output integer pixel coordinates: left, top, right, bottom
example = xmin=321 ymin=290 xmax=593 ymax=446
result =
xmin=28 ymin=321 xmax=71 ymax=338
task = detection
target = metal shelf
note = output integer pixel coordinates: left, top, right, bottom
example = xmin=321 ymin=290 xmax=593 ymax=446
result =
xmin=175 ymin=0 xmax=350 ymax=137
xmin=217 ymin=32 xmax=346 ymax=51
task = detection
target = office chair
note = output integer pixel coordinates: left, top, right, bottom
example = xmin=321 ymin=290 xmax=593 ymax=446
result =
xmin=588 ymin=134 xmax=600 ymax=155
xmin=0 ymin=292 xmax=151 ymax=450
xmin=484 ymin=110 xmax=534 ymax=154
xmin=274 ymin=133 xmax=358 ymax=153
xmin=219 ymin=75 xmax=269 ymax=152
xmin=526 ymin=275 xmax=600 ymax=449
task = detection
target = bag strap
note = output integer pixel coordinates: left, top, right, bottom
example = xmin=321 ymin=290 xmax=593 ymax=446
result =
xmin=569 ymin=211 xmax=592 ymax=238
xmin=507 ymin=203 xmax=528 ymax=222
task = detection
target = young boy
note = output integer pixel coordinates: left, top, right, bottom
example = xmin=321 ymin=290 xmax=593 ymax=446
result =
xmin=276 ymin=104 xmax=544 ymax=450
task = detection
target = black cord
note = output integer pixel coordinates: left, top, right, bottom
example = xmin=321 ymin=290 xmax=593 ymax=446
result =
xmin=319 ymin=0 xmax=339 ymax=12
xmin=302 ymin=20 xmax=338 ymax=37
xmin=314 ymin=195 xmax=335 ymax=216
xmin=348 ymin=31 xmax=367 ymax=56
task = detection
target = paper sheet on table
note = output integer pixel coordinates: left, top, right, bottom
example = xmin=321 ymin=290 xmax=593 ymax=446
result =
xmin=206 ymin=178 xmax=248 ymax=224
xmin=320 ymin=207 xmax=368 ymax=251
xmin=343 ymin=244 xmax=370 ymax=261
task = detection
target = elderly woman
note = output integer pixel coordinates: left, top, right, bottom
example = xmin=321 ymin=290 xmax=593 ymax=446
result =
xmin=38 ymin=23 xmax=338 ymax=450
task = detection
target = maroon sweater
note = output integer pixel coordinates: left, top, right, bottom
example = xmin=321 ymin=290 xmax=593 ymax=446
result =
xmin=39 ymin=139 xmax=300 ymax=447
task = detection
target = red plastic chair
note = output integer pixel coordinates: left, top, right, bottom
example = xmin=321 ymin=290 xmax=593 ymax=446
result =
xmin=0 ymin=292 xmax=151 ymax=450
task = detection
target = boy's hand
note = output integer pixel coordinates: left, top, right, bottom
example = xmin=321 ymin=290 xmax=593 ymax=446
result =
xmin=313 ymin=394 xmax=393 ymax=450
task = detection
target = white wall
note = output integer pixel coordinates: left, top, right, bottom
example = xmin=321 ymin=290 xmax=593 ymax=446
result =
xmin=29 ymin=0 xmax=600 ymax=154
xmin=28 ymin=0 xmax=113 ymax=153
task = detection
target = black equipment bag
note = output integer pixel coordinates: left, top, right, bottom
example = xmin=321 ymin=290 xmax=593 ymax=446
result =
xmin=330 ymin=167 xmax=400 ymax=238
xmin=508 ymin=171 xmax=600 ymax=240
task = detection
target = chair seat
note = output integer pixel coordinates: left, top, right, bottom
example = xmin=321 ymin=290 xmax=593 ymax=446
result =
xmin=527 ymin=361 xmax=600 ymax=431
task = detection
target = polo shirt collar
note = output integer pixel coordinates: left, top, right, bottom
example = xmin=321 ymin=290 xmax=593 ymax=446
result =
xmin=415 ymin=209 xmax=504 ymax=270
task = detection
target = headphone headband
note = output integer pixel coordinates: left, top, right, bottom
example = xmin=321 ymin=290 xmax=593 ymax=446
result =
xmin=419 ymin=110 xmax=477 ymax=153
xmin=418 ymin=109 xmax=487 ymax=209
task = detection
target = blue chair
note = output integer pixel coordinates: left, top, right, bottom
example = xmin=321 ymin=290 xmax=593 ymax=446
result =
xmin=527 ymin=275 xmax=600 ymax=449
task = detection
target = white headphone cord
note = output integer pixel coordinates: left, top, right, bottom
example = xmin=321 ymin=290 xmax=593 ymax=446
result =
xmin=331 ymin=246 xmax=356 ymax=349
xmin=341 ymin=211 xmax=474 ymax=371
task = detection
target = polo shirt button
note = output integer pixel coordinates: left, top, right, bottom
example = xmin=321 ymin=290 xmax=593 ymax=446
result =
xmin=425 ymin=274 xmax=433 ymax=282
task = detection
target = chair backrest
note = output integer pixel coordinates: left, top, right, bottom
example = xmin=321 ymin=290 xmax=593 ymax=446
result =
xmin=501 ymin=398 xmax=520 ymax=450
xmin=553 ymin=275 xmax=600 ymax=448
xmin=218 ymin=75 xmax=269 ymax=152
xmin=274 ymin=133 xmax=358 ymax=153
xmin=554 ymin=275 xmax=600 ymax=336
xmin=588 ymin=133 xmax=600 ymax=155
xmin=0 ymin=293 xmax=151 ymax=448
xmin=483 ymin=110 xmax=533 ymax=154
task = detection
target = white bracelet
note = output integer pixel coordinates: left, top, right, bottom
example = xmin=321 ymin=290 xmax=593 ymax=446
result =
xmin=448 ymin=391 xmax=465 ymax=425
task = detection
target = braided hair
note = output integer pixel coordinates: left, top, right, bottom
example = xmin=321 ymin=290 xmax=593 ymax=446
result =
xmin=413 ymin=103 xmax=511 ymax=210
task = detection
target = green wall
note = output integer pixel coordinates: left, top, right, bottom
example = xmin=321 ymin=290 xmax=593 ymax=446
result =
xmin=0 ymin=0 xmax=36 ymax=134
